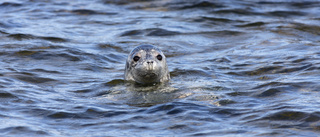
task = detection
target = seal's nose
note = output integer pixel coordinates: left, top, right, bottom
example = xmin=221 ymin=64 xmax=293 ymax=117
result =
xmin=146 ymin=60 xmax=154 ymax=71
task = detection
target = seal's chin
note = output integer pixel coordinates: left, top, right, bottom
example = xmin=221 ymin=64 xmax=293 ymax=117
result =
xmin=134 ymin=71 xmax=160 ymax=84
xmin=141 ymin=72 xmax=157 ymax=79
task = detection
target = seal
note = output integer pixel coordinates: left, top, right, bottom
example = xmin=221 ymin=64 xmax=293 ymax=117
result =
xmin=124 ymin=45 xmax=170 ymax=84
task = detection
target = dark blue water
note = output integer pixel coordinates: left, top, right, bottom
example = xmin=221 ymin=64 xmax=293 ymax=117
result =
xmin=1 ymin=0 xmax=320 ymax=136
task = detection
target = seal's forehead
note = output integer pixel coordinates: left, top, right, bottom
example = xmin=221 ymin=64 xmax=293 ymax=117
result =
xmin=130 ymin=45 xmax=162 ymax=55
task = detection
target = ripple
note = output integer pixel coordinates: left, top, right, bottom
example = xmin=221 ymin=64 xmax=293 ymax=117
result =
xmin=236 ymin=63 xmax=313 ymax=77
xmin=47 ymin=111 xmax=89 ymax=119
xmin=40 ymin=36 xmax=68 ymax=42
xmin=290 ymin=1 xmax=320 ymax=8
xmin=71 ymin=9 xmax=117 ymax=15
xmin=277 ymin=64 xmax=312 ymax=73
xmin=47 ymin=109 xmax=128 ymax=119
xmin=172 ymin=1 xmax=224 ymax=9
xmin=30 ymin=69 xmax=61 ymax=74
xmin=195 ymin=30 xmax=244 ymax=37
xmin=6 ymin=72 xmax=57 ymax=84
xmin=13 ymin=48 xmax=85 ymax=62
xmin=7 ymin=33 xmax=68 ymax=42
xmin=72 ymin=9 xmax=100 ymax=15
xmin=254 ymin=88 xmax=283 ymax=97
xmin=8 ymin=34 xmax=35 ymax=40
xmin=268 ymin=11 xmax=307 ymax=17
xmin=102 ymin=0 xmax=225 ymax=11
xmin=105 ymin=79 xmax=125 ymax=86
xmin=191 ymin=16 xmax=244 ymax=27
xmin=291 ymin=23 xmax=320 ymax=35
xmin=98 ymin=43 xmax=126 ymax=53
xmin=266 ymin=110 xmax=309 ymax=121
xmin=236 ymin=22 xmax=266 ymax=27
xmin=227 ymin=91 xmax=251 ymax=97
xmin=0 ymin=91 xmax=17 ymax=99
xmin=145 ymin=103 xmax=175 ymax=114
xmin=72 ymin=83 xmax=111 ymax=97
xmin=120 ymin=28 xmax=180 ymax=37
xmin=147 ymin=28 xmax=181 ymax=36
xmin=258 ymin=1 xmax=320 ymax=9
xmin=0 ymin=2 xmax=22 ymax=7
xmin=215 ymin=9 xmax=261 ymax=15
xmin=145 ymin=102 xmax=209 ymax=115
xmin=0 ymin=126 xmax=48 ymax=136
xmin=214 ymin=99 xmax=237 ymax=106
xmin=253 ymin=110 xmax=320 ymax=132
xmin=170 ymin=68 xmax=213 ymax=77
xmin=243 ymin=66 xmax=283 ymax=76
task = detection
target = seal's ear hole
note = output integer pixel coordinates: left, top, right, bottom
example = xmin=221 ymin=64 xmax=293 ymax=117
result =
xmin=156 ymin=54 xmax=162 ymax=61
xmin=133 ymin=56 xmax=140 ymax=62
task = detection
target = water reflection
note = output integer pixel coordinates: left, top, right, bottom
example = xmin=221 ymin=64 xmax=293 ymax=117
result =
xmin=99 ymin=81 xmax=178 ymax=107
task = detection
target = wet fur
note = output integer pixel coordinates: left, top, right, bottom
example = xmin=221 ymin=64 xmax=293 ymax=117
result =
xmin=124 ymin=45 xmax=170 ymax=84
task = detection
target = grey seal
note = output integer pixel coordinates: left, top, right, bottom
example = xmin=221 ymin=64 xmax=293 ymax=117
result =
xmin=124 ymin=45 xmax=170 ymax=84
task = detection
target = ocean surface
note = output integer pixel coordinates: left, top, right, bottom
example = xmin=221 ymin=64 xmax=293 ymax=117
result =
xmin=1 ymin=0 xmax=320 ymax=136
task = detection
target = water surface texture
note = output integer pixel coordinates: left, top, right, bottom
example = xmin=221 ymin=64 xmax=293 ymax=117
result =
xmin=1 ymin=0 xmax=320 ymax=136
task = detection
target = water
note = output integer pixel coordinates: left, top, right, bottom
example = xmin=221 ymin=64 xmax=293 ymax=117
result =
xmin=1 ymin=0 xmax=320 ymax=136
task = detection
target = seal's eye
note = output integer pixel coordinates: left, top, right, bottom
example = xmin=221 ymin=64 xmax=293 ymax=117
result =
xmin=156 ymin=55 xmax=162 ymax=61
xmin=133 ymin=56 xmax=140 ymax=62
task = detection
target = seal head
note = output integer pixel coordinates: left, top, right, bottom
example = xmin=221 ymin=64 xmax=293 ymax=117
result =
xmin=125 ymin=45 xmax=170 ymax=84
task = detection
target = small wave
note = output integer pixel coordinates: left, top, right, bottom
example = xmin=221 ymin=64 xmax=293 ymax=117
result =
xmin=171 ymin=1 xmax=224 ymax=10
xmin=71 ymin=9 xmax=117 ymax=15
xmin=0 ymin=91 xmax=17 ymax=99
xmin=254 ymin=88 xmax=283 ymax=97
xmin=0 ymin=126 xmax=48 ymax=136
xmin=170 ymin=68 xmax=211 ymax=77
xmin=5 ymin=72 xmax=57 ymax=84
xmin=267 ymin=11 xmax=307 ymax=17
xmin=120 ymin=28 xmax=180 ymax=37
xmin=8 ymin=33 xmax=68 ymax=42
xmin=0 ymin=2 xmax=22 ymax=7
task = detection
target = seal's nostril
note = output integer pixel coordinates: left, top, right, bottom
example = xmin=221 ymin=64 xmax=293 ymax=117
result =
xmin=147 ymin=61 xmax=153 ymax=64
